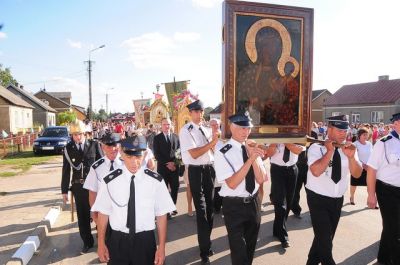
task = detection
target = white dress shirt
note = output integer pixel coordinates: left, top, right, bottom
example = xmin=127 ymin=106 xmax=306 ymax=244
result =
xmin=270 ymin=143 xmax=305 ymax=166
xmin=367 ymin=132 xmax=400 ymax=187
xmin=83 ymin=154 xmax=123 ymax=192
xmin=214 ymin=138 xmax=262 ymax=197
xmin=179 ymin=122 xmax=213 ymax=165
xmin=141 ymin=148 xmax=154 ymax=168
xmin=92 ymin=165 xmax=176 ymax=233
xmin=305 ymin=143 xmax=361 ymax=198
xmin=354 ymin=140 xmax=372 ymax=165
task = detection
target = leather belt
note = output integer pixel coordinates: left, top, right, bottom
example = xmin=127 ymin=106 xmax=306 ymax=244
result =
xmin=188 ymin=164 xmax=213 ymax=169
xmin=72 ymin=179 xmax=85 ymax=184
xmin=224 ymin=192 xmax=258 ymax=204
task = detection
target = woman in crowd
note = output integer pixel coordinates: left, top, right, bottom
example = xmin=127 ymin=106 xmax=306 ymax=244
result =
xmin=350 ymin=127 xmax=373 ymax=205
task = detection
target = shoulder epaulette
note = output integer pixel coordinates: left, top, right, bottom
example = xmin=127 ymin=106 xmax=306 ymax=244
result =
xmin=188 ymin=124 xmax=193 ymax=131
xmin=381 ymin=135 xmax=392 ymax=142
xmin=144 ymin=169 xmax=163 ymax=182
xmin=92 ymin=158 xmax=105 ymax=169
xmin=103 ymin=168 xmax=123 ymax=184
xmin=220 ymin=144 xmax=232 ymax=154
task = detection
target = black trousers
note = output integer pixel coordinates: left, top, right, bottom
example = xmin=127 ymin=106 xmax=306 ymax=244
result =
xmin=270 ymin=163 xmax=298 ymax=242
xmin=376 ymin=180 xmax=400 ymax=265
xmin=214 ymin=186 xmax=222 ymax=212
xmin=292 ymin=162 xmax=308 ymax=215
xmin=223 ymin=195 xmax=261 ymax=265
xmin=71 ymin=183 xmax=93 ymax=247
xmin=306 ymin=189 xmax=343 ymax=265
xmin=158 ymin=166 xmax=180 ymax=205
xmin=107 ymin=230 xmax=156 ymax=265
xmin=188 ymin=164 xmax=215 ymax=258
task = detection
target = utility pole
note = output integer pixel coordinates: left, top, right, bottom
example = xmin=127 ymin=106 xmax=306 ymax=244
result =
xmin=86 ymin=44 xmax=105 ymax=120
xmin=88 ymin=60 xmax=92 ymax=119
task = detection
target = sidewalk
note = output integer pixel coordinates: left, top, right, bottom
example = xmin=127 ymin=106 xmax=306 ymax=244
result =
xmin=0 ymin=156 xmax=63 ymax=265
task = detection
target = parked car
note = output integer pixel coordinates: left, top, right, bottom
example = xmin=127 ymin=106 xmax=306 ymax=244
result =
xmin=33 ymin=126 xmax=70 ymax=155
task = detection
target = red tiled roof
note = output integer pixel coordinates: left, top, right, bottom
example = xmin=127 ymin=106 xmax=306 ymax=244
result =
xmin=324 ymin=78 xmax=400 ymax=106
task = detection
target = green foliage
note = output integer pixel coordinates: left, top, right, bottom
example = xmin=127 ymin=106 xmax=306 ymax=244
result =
xmin=57 ymin=111 xmax=77 ymax=125
xmin=0 ymin=64 xmax=18 ymax=87
xmin=203 ymin=107 xmax=213 ymax=121
xmin=93 ymin=108 xmax=108 ymax=121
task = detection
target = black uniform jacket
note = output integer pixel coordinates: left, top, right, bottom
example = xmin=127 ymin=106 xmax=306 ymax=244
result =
xmin=153 ymin=132 xmax=180 ymax=170
xmin=61 ymin=139 xmax=103 ymax=194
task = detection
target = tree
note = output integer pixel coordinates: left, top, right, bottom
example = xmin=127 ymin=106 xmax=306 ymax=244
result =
xmin=0 ymin=64 xmax=18 ymax=87
xmin=57 ymin=111 xmax=77 ymax=125
xmin=93 ymin=108 xmax=108 ymax=122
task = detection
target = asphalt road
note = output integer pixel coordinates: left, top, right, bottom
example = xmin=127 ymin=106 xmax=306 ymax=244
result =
xmin=29 ymin=171 xmax=382 ymax=265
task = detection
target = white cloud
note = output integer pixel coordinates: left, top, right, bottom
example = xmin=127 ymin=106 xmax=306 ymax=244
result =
xmin=191 ymin=0 xmax=222 ymax=8
xmin=67 ymin=39 xmax=82 ymax=49
xmin=121 ymin=32 xmax=200 ymax=69
xmin=0 ymin=32 xmax=7 ymax=39
xmin=174 ymin=32 xmax=201 ymax=42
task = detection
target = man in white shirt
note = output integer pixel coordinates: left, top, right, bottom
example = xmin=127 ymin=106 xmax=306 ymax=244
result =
xmin=93 ymin=135 xmax=175 ymax=265
xmin=265 ymin=141 xmax=305 ymax=248
xmin=214 ymin=112 xmax=267 ymax=265
xmin=179 ymin=100 xmax=219 ymax=264
xmin=83 ymin=132 xmax=123 ymax=224
xmin=305 ymin=115 xmax=362 ymax=265
xmin=367 ymin=112 xmax=400 ymax=265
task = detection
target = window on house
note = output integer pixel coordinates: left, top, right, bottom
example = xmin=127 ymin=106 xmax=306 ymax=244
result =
xmin=352 ymin=113 xmax=360 ymax=123
xmin=331 ymin=112 xmax=341 ymax=116
xmin=371 ymin=111 xmax=384 ymax=123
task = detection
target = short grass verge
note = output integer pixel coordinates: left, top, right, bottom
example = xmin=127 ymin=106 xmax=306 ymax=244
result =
xmin=0 ymin=151 xmax=58 ymax=177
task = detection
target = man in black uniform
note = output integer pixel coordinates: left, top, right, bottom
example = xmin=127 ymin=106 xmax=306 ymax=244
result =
xmin=61 ymin=120 xmax=103 ymax=253
xmin=153 ymin=118 xmax=180 ymax=216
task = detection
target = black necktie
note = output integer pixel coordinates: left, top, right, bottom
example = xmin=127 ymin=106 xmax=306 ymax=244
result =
xmin=199 ymin=127 xmax=209 ymax=143
xmin=110 ymin=160 xmax=114 ymax=171
xmin=166 ymin=134 xmax=171 ymax=146
xmin=283 ymin=146 xmax=290 ymax=163
xmin=241 ymin=145 xmax=255 ymax=194
xmin=78 ymin=143 xmax=83 ymax=153
xmin=127 ymin=175 xmax=136 ymax=238
xmin=331 ymin=148 xmax=341 ymax=184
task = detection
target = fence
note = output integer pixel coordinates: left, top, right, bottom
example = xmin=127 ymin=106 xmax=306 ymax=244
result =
xmin=0 ymin=133 xmax=39 ymax=158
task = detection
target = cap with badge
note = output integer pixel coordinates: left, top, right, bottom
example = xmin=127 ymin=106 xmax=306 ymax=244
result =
xmin=100 ymin=133 xmax=120 ymax=146
xmin=228 ymin=111 xmax=253 ymax=128
xmin=390 ymin=112 xmax=400 ymax=122
xmin=187 ymin=100 xmax=204 ymax=111
xmin=120 ymin=136 xmax=147 ymax=156
xmin=327 ymin=115 xmax=349 ymax=130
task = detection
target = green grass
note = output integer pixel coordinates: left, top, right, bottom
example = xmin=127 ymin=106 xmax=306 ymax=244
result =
xmin=0 ymin=151 xmax=58 ymax=176
xmin=0 ymin=172 xmax=18 ymax=177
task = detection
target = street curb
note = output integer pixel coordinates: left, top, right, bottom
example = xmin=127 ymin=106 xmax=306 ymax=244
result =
xmin=6 ymin=205 xmax=61 ymax=265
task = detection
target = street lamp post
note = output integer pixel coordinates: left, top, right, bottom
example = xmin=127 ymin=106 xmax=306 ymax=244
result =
xmin=106 ymin=87 xmax=115 ymax=114
xmin=87 ymin=44 xmax=105 ymax=120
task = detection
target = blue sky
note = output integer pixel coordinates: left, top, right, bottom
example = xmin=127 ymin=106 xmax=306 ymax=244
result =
xmin=1 ymin=0 xmax=400 ymax=113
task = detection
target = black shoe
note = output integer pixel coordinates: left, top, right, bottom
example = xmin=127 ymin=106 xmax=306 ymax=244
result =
xmin=80 ymin=244 xmax=92 ymax=254
xmin=200 ymin=256 xmax=210 ymax=264
xmin=293 ymin=213 xmax=302 ymax=219
xmin=172 ymin=210 xmax=178 ymax=216
xmin=208 ymin=249 xmax=214 ymax=257
xmin=281 ymin=240 xmax=291 ymax=248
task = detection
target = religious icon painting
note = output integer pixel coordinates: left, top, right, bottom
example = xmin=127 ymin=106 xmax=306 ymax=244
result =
xmin=222 ymin=0 xmax=313 ymax=140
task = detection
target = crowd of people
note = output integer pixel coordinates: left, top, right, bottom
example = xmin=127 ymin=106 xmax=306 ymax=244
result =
xmin=60 ymin=105 xmax=400 ymax=265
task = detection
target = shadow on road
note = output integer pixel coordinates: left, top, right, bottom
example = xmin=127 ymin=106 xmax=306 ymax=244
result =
xmin=337 ymin=241 xmax=379 ymax=265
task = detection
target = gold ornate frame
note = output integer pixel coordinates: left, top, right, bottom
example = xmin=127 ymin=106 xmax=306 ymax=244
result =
xmin=222 ymin=0 xmax=313 ymax=141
